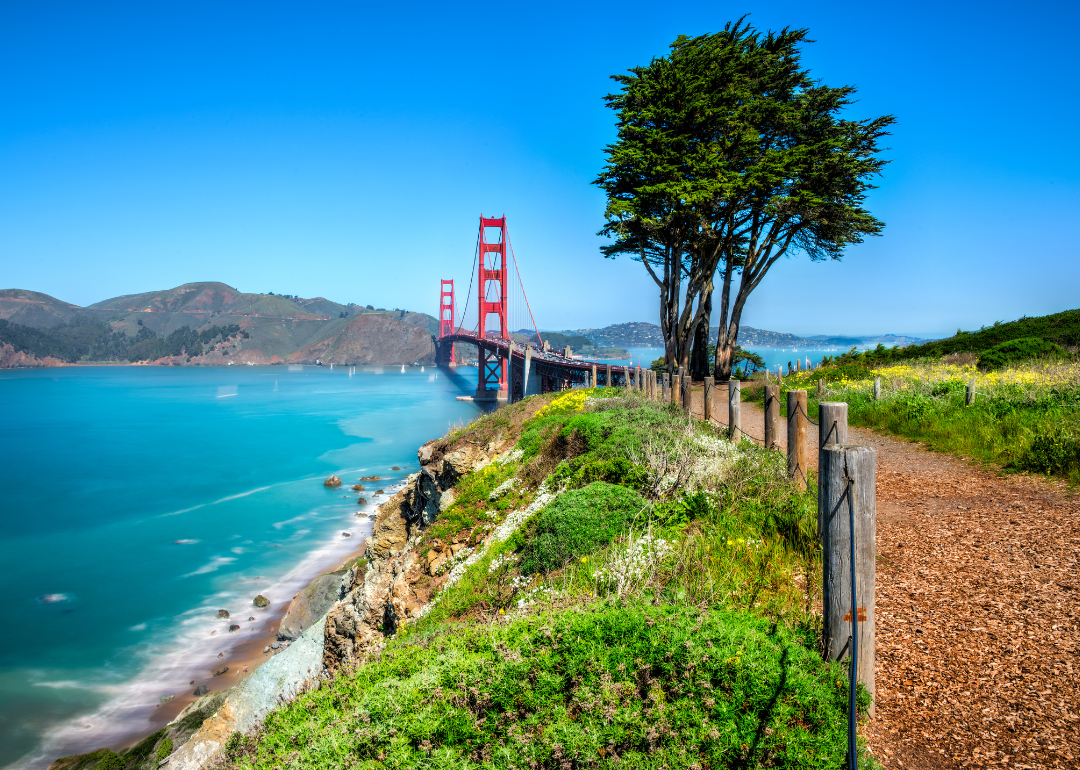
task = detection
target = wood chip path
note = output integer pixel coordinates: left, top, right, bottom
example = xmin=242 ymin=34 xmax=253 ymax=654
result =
xmin=690 ymin=384 xmax=1080 ymax=769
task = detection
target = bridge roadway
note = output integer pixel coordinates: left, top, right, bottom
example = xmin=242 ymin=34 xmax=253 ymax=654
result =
xmin=438 ymin=331 xmax=641 ymax=400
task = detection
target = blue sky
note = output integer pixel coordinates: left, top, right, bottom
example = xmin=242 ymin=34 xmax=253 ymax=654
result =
xmin=1 ymin=0 xmax=1077 ymax=338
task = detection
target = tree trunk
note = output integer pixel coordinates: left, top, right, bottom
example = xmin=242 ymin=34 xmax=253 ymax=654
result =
xmin=690 ymin=291 xmax=711 ymax=381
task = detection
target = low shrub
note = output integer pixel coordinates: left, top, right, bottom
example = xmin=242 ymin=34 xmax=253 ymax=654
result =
xmin=520 ymin=481 xmax=647 ymax=575
xmin=978 ymin=337 xmax=1066 ymax=371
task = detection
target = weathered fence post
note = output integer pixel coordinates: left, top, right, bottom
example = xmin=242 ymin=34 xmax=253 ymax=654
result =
xmin=670 ymin=373 xmax=680 ymax=405
xmin=787 ymin=390 xmax=808 ymax=489
xmin=636 ymin=366 xmax=643 ymax=392
xmin=728 ymin=379 xmax=741 ymax=440
xmin=623 ymin=366 xmax=630 ymax=389
xmin=680 ymin=369 xmax=691 ymax=413
xmin=764 ymin=385 xmax=780 ymax=450
xmin=661 ymin=372 xmax=670 ymax=402
xmin=605 ymin=363 xmax=611 ymax=387
xmin=873 ymin=377 xmax=881 ymax=401
xmin=966 ymin=378 xmax=974 ymax=406
xmin=650 ymin=370 xmax=657 ymax=400
xmin=591 ymin=363 xmax=597 ymax=389
xmin=703 ymin=376 xmax=714 ymax=421
xmin=816 ymin=378 xmax=824 ymax=397
xmin=819 ymin=402 xmax=849 ymax=449
xmin=765 ymin=369 xmax=771 ymax=383
xmin=819 ymin=443 xmax=876 ymax=719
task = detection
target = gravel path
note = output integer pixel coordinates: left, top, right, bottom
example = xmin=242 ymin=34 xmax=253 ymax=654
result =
xmin=691 ymin=383 xmax=1080 ymax=769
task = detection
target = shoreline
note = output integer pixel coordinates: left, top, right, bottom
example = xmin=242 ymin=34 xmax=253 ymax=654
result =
xmin=135 ymin=537 xmax=370 ymax=740
xmin=30 ymin=480 xmax=405 ymax=769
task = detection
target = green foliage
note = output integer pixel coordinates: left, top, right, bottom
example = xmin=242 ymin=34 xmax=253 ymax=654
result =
xmin=520 ymin=482 xmax=647 ymax=574
xmin=596 ymin=20 xmax=894 ymax=380
xmin=769 ymin=372 xmax=1080 ymax=486
xmin=1021 ymin=426 xmax=1080 ymax=476
xmin=550 ymin=455 xmax=650 ymax=490
xmin=225 ymin=604 xmax=863 ymax=770
xmin=978 ymin=337 xmax=1066 ymax=371
xmin=833 ymin=308 xmax=1080 ymax=365
xmin=0 ymin=317 xmax=249 ymax=363
xmin=94 ymin=750 xmax=125 ymax=770
xmin=155 ymin=736 xmax=174 ymax=763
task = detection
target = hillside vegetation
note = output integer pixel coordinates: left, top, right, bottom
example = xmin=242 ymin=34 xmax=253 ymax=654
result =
xmin=752 ymin=359 xmax=1080 ymax=485
xmin=822 ymin=308 xmax=1080 ymax=370
xmin=0 ymin=282 xmax=440 ymax=365
xmin=212 ymin=389 xmax=867 ymax=769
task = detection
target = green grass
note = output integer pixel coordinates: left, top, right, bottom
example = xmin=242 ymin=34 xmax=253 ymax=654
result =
xmin=744 ymin=370 xmax=1080 ymax=485
xmin=225 ymin=604 xmax=865 ymax=770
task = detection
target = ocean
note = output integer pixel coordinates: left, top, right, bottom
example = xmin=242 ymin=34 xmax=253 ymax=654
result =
xmin=0 ymin=364 xmax=482 ymax=769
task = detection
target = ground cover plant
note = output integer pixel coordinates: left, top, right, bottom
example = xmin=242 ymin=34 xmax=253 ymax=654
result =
xmin=751 ymin=360 xmax=1080 ymax=484
xmin=224 ymin=604 xmax=861 ymax=770
xmin=219 ymin=388 xmax=869 ymax=769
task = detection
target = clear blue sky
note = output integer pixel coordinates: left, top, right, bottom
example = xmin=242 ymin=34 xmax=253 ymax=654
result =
xmin=2 ymin=0 xmax=1077 ymax=338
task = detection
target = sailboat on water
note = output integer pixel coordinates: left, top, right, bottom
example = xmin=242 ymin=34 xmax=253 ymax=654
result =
xmin=401 ymin=365 xmax=406 ymax=373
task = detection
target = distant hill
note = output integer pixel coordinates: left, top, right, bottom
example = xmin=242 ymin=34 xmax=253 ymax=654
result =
xmin=883 ymin=308 xmax=1080 ymax=360
xmin=535 ymin=321 xmax=924 ymax=349
xmin=0 ymin=283 xmax=440 ymax=367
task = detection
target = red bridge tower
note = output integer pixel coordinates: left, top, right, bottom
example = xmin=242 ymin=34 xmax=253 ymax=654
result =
xmin=477 ymin=216 xmax=508 ymax=398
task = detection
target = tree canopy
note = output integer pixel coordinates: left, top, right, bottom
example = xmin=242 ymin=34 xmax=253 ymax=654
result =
xmin=596 ymin=18 xmax=895 ymax=378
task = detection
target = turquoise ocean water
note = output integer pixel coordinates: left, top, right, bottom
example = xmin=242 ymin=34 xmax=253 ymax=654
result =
xmin=0 ymin=365 xmax=481 ymax=769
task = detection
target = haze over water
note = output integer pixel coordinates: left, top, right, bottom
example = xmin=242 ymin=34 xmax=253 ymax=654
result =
xmin=0 ymin=365 xmax=481 ymax=769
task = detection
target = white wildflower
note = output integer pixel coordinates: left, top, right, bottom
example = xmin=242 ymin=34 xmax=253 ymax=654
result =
xmin=487 ymin=477 xmax=521 ymax=501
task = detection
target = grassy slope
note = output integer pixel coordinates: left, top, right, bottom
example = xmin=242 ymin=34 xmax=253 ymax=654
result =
xmin=832 ymin=307 xmax=1080 ymax=367
xmin=216 ymin=390 xmax=868 ymax=770
xmin=744 ymin=362 xmax=1080 ymax=485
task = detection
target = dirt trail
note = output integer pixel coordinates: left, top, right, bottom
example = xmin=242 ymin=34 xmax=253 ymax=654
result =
xmin=691 ymin=384 xmax=1080 ymax=769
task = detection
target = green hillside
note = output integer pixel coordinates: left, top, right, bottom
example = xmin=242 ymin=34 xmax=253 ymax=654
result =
xmin=824 ymin=308 xmax=1080 ymax=368
xmin=1 ymin=282 xmax=442 ymax=365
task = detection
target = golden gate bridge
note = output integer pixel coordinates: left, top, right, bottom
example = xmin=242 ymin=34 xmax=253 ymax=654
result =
xmin=436 ymin=215 xmax=643 ymax=401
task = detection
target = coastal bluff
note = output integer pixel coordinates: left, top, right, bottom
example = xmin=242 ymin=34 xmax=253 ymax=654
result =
xmin=53 ymin=403 xmax=535 ymax=770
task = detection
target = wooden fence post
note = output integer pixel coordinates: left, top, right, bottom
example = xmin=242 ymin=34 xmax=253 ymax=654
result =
xmin=728 ymin=379 xmax=741 ymax=440
xmin=764 ymin=385 xmax=780 ymax=450
xmin=591 ymin=363 xmax=597 ymax=389
xmin=966 ymin=379 xmax=974 ymax=406
xmin=670 ymin=373 xmax=680 ymax=405
xmin=680 ymin=370 xmax=691 ymax=413
xmin=816 ymin=378 xmax=824 ymax=397
xmin=819 ymin=402 xmax=848 ymax=449
xmin=787 ymin=390 xmax=808 ymax=489
xmin=661 ymin=373 xmax=669 ymax=402
xmin=650 ymin=370 xmax=657 ymax=400
xmin=703 ymin=376 xmax=714 ymax=421
xmin=819 ymin=443 xmax=876 ymax=719
xmin=873 ymin=377 xmax=881 ymax=401
xmin=605 ymin=363 xmax=611 ymax=387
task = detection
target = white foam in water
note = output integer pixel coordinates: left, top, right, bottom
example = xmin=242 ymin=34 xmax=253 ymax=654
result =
xmin=13 ymin=495 xmax=386 ymax=770
xmin=183 ymin=555 xmax=236 ymax=577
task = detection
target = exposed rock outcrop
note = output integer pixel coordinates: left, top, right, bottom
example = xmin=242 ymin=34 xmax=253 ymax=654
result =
xmin=321 ymin=435 xmax=508 ymax=673
xmin=323 ymin=475 xmax=342 ymax=487
xmin=252 ymin=595 xmax=269 ymax=608
xmin=167 ymin=617 xmax=330 ymax=770
xmin=276 ymin=563 xmax=355 ymax=641
xmin=0 ymin=342 xmax=67 ymax=369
